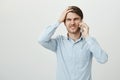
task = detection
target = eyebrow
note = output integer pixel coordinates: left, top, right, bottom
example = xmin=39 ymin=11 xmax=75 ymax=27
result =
xmin=66 ymin=17 xmax=80 ymax=20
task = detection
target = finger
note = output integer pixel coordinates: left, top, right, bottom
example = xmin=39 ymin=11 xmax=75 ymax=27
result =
xmin=79 ymin=22 xmax=83 ymax=27
xmin=66 ymin=9 xmax=73 ymax=13
xmin=82 ymin=23 xmax=89 ymax=28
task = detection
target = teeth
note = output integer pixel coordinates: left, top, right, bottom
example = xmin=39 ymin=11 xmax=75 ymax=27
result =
xmin=71 ymin=27 xmax=75 ymax=29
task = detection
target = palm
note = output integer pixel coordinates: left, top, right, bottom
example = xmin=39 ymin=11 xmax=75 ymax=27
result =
xmin=80 ymin=23 xmax=89 ymax=38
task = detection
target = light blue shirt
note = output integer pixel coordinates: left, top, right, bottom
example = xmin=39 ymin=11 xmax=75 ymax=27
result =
xmin=38 ymin=21 xmax=108 ymax=80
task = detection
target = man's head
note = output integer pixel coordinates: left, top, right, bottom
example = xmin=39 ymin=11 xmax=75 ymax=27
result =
xmin=64 ymin=6 xmax=83 ymax=34
xmin=64 ymin=6 xmax=83 ymax=22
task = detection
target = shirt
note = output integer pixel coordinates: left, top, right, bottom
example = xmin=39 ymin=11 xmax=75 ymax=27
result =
xmin=38 ymin=21 xmax=108 ymax=80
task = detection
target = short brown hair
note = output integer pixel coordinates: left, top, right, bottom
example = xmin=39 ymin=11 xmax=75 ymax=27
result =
xmin=65 ymin=6 xmax=83 ymax=22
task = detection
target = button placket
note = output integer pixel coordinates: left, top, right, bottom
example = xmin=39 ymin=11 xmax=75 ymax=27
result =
xmin=72 ymin=43 xmax=78 ymax=80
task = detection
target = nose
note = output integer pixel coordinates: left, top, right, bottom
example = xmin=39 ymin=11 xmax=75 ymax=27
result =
xmin=71 ymin=20 xmax=75 ymax=25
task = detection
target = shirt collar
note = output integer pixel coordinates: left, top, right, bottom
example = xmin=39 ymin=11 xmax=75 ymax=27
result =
xmin=66 ymin=33 xmax=84 ymax=42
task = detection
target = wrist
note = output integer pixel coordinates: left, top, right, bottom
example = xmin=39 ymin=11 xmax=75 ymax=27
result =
xmin=56 ymin=21 xmax=61 ymax=26
xmin=57 ymin=19 xmax=63 ymax=24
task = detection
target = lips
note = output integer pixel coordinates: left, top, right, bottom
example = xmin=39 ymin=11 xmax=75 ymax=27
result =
xmin=70 ymin=26 xmax=76 ymax=30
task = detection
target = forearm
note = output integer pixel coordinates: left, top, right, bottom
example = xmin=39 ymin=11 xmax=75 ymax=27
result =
xmin=86 ymin=37 xmax=108 ymax=63
xmin=91 ymin=43 xmax=108 ymax=64
xmin=38 ymin=21 xmax=60 ymax=43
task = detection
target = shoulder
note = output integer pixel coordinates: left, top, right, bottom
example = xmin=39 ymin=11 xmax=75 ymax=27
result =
xmin=85 ymin=36 xmax=98 ymax=45
xmin=85 ymin=36 xmax=96 ymax=41
xmin=55 ymin=35 xmax=66 ymax=41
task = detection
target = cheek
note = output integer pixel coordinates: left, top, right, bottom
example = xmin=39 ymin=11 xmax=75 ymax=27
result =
xmin=76 ymin=21 xmax=82 ymax=26
xmin=75 ymin=22 xmax=80 ymax=27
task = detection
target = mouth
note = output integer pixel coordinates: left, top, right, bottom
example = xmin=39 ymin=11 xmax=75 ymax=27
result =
xmin=70 ymin=26 xmax=76 ymax=30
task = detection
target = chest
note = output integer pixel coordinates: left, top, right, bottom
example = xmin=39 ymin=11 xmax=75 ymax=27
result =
xmin=57 ymin=40 xmax=92 ymax=63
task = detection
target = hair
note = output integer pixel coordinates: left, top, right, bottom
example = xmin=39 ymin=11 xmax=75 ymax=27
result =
xmin=64 ymin=6 xmax=83 ymax=22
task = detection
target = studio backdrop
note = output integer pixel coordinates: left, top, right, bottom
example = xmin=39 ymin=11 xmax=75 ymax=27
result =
xmin=0 ymin=0 xmax=120 ymax=80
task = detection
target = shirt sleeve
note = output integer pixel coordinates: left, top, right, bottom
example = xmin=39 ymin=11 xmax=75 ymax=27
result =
xmin=38 ymin=21 xmax=60 ymax=52
xmin=85 ymin=37 xmax=108 ymax=64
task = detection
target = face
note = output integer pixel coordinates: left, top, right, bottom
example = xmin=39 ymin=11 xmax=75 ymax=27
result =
xmin=64 ymin=12 xmax=82 ymax=34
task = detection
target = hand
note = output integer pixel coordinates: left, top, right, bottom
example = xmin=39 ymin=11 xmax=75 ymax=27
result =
xmin=58 ymin=7 xmax=73 ymax=23
xmin=79 ymin=22 xmax=89 ymax=38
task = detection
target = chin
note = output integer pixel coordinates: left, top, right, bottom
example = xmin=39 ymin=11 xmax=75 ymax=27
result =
xmin=68 ymin=29 xmax=80 ymax=34
xmin=68 ymin=31 xmax=77 ymax=34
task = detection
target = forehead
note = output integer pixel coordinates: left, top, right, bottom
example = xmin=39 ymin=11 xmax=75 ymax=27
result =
xmin=66 ymin=12 xmax=80 ymax=19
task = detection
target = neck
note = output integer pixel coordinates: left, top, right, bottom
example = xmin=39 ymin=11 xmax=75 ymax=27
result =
xmin=68 ymin=32 xmax=81 ymax=41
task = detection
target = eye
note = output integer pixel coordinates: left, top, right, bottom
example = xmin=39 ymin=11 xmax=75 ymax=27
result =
xmin=66 ymin=18 xmax=71 ymax=21
xmin=74 ymin=18 xmax=80 ymax=21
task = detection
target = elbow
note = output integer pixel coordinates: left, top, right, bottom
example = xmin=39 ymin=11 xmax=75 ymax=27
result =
xmin=98 ymin=58 xmax=108 ymax=64
xmin=38 ymin=37 xmax=49 ymax=47
xmin=98 ymin=54 xmax=108 ymax=64
xmin=38 ymin=37 xmax=45 ymax=45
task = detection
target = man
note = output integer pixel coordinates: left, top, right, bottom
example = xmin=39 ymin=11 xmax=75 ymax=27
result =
xmin=38 ymin=6 xmax=108 ymax=80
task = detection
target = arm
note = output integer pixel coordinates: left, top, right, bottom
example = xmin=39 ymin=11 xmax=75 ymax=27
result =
xmin=38 ymin=7 xmax=73 ymax=52
xmin=38 ymin=22 xmax=60 ymax=52
xmin=79 ymin=22 xmax=108 ymax=63
xmin=86 ymin=37 xmax=108 ymax=64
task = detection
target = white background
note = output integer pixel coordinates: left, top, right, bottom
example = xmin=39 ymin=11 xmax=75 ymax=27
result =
xmin=0 ymin=0 xmax=120 ymax=80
